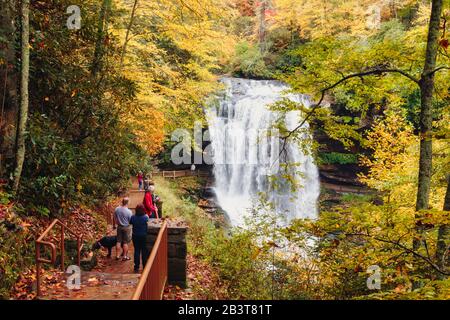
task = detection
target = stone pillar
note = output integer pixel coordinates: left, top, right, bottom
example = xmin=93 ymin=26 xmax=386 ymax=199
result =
xmin=146 ymin=220 xmax=187 ymax=288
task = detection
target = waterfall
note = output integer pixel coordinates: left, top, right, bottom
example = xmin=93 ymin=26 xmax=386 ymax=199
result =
xmin=206 ymin=78 xmax=320 ymax=226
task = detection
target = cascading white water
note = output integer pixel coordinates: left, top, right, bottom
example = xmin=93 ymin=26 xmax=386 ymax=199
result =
xmin=206 ymin=78 xmax=320 ymax=226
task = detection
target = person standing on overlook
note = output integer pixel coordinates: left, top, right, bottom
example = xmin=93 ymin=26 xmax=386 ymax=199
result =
xmin=143 ymin=187 xmax=158 ymax=219
xmin=130 ymin=204 xmax=150 ymax=273
xmin=143 ymin=173 xmax=151 ymax=191
xmin=137 ymin=171 xmax=144 ymax=191
xmin=113 ymin=197 xmax=132 ymax=261
xmin=149 ymin=183 xmax=162 ymax=218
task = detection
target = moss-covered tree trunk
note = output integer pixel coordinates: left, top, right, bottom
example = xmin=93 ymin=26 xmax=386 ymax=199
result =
xmin=413 ymin=0 xmax=443 ymax=245
xmin=415 ymin=0 xmax=442 ymax=212
xmin=12 ymin=0 xmax=30 ymax=193
xmin=411 ymin=0 xmax=443 ymax=288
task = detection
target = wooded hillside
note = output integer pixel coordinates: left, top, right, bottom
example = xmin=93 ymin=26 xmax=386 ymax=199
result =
xmin=0 ymin=0 xmax=449 ymax=300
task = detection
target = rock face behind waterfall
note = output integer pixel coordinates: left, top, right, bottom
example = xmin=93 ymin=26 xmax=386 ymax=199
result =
xmin=206 ymin=78 xmax=320 ymax=226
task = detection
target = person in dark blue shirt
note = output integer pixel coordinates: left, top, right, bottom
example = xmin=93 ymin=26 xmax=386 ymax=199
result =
xmin=130 ymin=204 xmax=150 ymax=272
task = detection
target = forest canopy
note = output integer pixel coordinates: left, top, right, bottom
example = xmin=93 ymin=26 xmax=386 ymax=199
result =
xmin=0 ymin=0 xmax=449 ymax=301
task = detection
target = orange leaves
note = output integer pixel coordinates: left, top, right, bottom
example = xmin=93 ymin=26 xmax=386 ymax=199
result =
xmin=12 ymin=268 xmax=62 ymax=300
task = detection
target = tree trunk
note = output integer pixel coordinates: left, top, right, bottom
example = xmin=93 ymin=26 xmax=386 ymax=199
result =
xmin=412 ymin=0 xmax=443 ymax=288
xmin=12 ymin=0 xmax=30 ymax=193
xmin=92 ymin=0 xmax=112 ymax=77
xmin=436 ymin=175 xmax=450 ymax=278
xmin=120 ymin=0 xmax=139 ymax=68
xmin=258 ymin=0 xmax=267 ymax=53
xmin=414 ymin=0 xmax=442 ymax=241
xmin=416 ymin=0 xmax=442 ymax=212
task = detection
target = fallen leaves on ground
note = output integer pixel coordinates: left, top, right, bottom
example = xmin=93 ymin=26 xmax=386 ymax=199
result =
xmin=11 ymin=268 xmax=63 ymax=300
xmin=8 ymin=199 xmax=118 ymax=300
xmin=163 ymin=254 xmax=227 ymax=300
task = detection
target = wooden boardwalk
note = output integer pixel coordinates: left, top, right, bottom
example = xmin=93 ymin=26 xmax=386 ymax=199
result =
xmin=44 ymin=269 xmax=140 ymax=300
xmin=44 ymin=172 xmax=195 ymax=300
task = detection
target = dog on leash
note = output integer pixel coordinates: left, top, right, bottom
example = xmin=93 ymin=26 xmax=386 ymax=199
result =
xmin=92 ymin=236 xmax=122 ymax=258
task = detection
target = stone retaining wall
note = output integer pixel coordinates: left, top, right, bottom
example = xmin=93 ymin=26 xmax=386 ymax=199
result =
xmin=146 ymin=220 xmax=187 ymax=288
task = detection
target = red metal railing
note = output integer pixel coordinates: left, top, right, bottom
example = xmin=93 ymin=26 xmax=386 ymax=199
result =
xmin=35 ymin=219 xmax=83 ymax=297
xmin=132 ymin=220 xmax=168 ymax=300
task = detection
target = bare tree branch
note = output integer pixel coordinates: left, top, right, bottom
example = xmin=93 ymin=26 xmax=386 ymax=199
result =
xmin=273 ymin=66 xmax=420 ymax=164
xmin=282 ymin=66 xmax=419 ymax=141
xmin=428 ymin=65 xmax=450 ymax=75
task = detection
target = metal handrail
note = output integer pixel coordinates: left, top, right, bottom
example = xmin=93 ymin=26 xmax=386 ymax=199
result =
xmin=132 ymin=220 xmax=168 ymax=300
xmin=35 ymin=219 xmax=83 ymax=297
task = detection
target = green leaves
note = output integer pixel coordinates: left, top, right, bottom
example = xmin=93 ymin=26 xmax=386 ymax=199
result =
xmin=230 ymin=41 xmax=272 ymax=79
xmin=318 ymin=152 xmax=359 ymax=165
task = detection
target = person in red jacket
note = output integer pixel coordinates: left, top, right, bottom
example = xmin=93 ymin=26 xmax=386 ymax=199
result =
xmin=143 ymin=189 xmax=158 ymax=218
xmin=137 ymin=171 xmax=144 ymax=191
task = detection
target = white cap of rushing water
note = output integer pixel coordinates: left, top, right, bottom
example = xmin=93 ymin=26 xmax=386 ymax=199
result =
xmin=206 ymin=78 xmax=320 ymax=226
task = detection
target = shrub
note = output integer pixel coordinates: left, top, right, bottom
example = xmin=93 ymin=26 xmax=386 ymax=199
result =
xmin=0 ymin=215 xmax=34 ymax=299
xmin=318 ymin=152 xmax=359 ymax=165
xmin=230 ymin=42 xmax=272 ymax=79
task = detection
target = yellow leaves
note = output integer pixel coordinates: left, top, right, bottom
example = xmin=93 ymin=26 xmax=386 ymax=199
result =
xmin=127 ymin=104 xmax=166 ymax=156
xmin=273 ymin=0 xmax=400 ymax=40
xmin=359 ymin=112 xmax=418 ymax=196
xmin=114 ymin=0 xmax=236 ymax=146
xmin=359 ymin=110 xmax=449 ymax=214
xmin=251 ymin=247 xmax=261 ymax=259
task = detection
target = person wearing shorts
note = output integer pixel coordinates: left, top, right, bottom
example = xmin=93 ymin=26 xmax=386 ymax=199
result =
xmin=114 ymin=197 xmax=132 ymax=261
